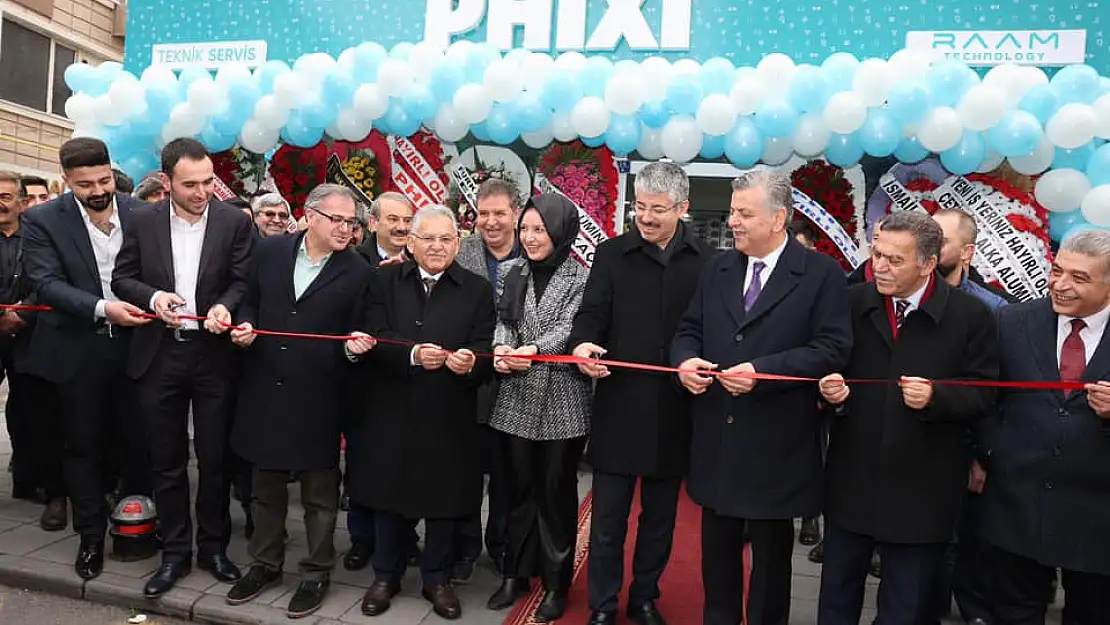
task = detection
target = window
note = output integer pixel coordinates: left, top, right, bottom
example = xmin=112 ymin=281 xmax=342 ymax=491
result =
xmin=0 ymin=18 xmax=76 ymax=116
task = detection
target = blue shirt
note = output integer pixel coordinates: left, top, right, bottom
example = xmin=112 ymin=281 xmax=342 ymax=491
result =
xmin=294 ymin=239 xmax=332 ymax=299
xmin=958 ymin=271 xmax=1009 ymax=312
xmin=485 ymin=240 xmax=522 ymax=287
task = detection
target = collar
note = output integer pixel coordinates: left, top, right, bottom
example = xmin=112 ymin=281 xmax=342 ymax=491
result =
xmin=170 ymin=201 xmax=209 ymax=226
xmin=1059 ymin=302 xmax=1110 ymax=338
xmin=620 ymin=220 xmax=703 ymax=255
xmin=402 ymin=260 xmax=461 ymax=285
xmin=748 ymin=233 xmax=789 ymax=268
xmin=896 ymin=277 xmax=932 ymax=311
xmin=376 ymin=244 xmax=391 ymax=261
xmin=485 ymin=238 xmax=521 ymax=262
xmin=299 ymin=236 xmax=333 ymax=266
xmin=77 ymin=197 xmax=120 ymax=227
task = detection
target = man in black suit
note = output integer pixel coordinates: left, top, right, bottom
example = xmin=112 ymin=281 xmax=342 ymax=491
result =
xmin=978 ymin=229 xmax=1110 ymax=625
xmin=112 ymin=138 xmax=254 ymax=597
xmin=816 ymin=211 xmax=998 ymax=625
xmin=21 ymin=138 xmax=153 ymax=580
xmin=672 ymin=170 xmax=853 ymax=625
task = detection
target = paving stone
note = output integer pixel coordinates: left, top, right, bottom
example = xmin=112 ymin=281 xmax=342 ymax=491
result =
xmin=0 ymin=499 xmax=48 ymax=523
xmin=193 ymin=592 xmax=322 ymax=625
xmin=24 ymin=533 xmax=81 ymax=565
xmin=173 ymin=566 xmax=227 ymax=593
xmin=338 ymin=593 xmax=431 ymax=624
xmin=0 ymin=517 xmax=22 ymax=534
xmin=0 ymin=553 xmax=85 ymax=599
xmin=0 ymin=522 xmax=73 ymax=556
xmin=84 ymin=570 xmax=202 ymax=620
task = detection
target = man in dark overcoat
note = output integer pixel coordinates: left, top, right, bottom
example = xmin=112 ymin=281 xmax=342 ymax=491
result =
xmin=816 ymin=211 xmax=998 ymax=625
xmin=671 ymin=170 xmax=852 ymax=625
xmin=348 ymin=205 xmax=494 ymax=620
xmin=977 ymin=228 xmax=1110 ymax=625
xmin=569 ymin=161 xmax=712 ymax=625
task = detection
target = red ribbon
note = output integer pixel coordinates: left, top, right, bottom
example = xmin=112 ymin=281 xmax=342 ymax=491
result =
xmin=0 ymin=304 xmax=1089 ymax=392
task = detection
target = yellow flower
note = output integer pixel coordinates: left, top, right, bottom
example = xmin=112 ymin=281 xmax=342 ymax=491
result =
xmin=364 ymin=178 xmax=375 ymax=189
xmin=352 ymin=171 xmax=364 ymax=181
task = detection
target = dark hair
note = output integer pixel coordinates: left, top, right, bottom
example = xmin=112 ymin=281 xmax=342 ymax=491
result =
xmin=113 ymin=169 xmax=135 ymax=194
xmin=788 ymin=220 xmax=818 ymax=245
xmin=59 ymin=138 xmax=111 ymax=171
xmin=20 ymin=175 xmax=48 ymax=195
xmin=876 ymin=211 xmax=943 ymax=266
xmin=161 ymin=138 xmax=210 ymax=178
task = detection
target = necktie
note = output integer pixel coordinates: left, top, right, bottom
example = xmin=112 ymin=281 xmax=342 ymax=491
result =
xmin=1060 ymin=319 xmax=1087 ymax=394
xmin=744 ymin=260 xmax=765 ymax=312
xmin=894 ymin=299 xmax=910 ymax=328
xmin=422 ymin=277 xmax=437 ymax=295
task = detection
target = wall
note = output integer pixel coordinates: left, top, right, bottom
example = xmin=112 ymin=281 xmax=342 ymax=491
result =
xmin=123 ymin=0 xmax=1106 ymax=72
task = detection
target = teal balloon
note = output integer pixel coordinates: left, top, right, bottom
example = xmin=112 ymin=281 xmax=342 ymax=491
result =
xmin=820 ymin=53 xmax=859 ymax=93
xmin=485 ymin=104 xmax=519 ymax=145
xmin=228 ymin=83 xmax=261 ymax=112
xmin=724 ymin=118 xmax=763 ymax=168
xmin=429 ymin=60 xmax=465 ymax=103
xmin=177 ymin=67 xmax=212 ymax=98
xmin=465 ymin=43 xmax=500 ymax=83
xmin=988 ymin=111 xmax=1043 ymax=157
xmin=925 ymin=60 xmax=972 ymax=107
xmin=754 ymin=98 xmax=799 ymax=138
xmin=255 ymin=60 xmax=290 ymax=94
xmin=200 ymin=124 xmax=236 ymax=153
xmin=1049 ymin=209 xmax=1086 ymax=242
xmin=402 ymin=86 xmax=437 ymax=122
xmin=858 ymin=110 xmax=900 ymax=157
xmin=1051 ymin=64 xmax=1101 ymax=104
xmin=825 ymin=133 xmax=864 ymax=167
xmin=788 ymin=65 xmax=830 ymax=114
xmin=283 ymin=111 xmax=324 ymax=148
xmin=470 ymin=123 xmax=491 ymax=142
xmin=322 ymin=70 xmax=356 ymax=107
xmin=603 ymin=114 xmax=642 ymax=155
xmin=352 ymin=43 xmax=386 ymax=83
xmin=700 ymin=133 xmax=726 ymax=159
xmin=579 ymin=57 xmax=614 ymax=98
xmin=1018 ymin=85 xmax=1062 ymax=125
xmin=542 ymin=69 xmax=582 ymax=114
xmin=1087 ymin=144 xmax=1110 ymax=186
xmin=513 ymin=91 xmax=551 ymax=133
xmin=385 ymin=100 xmax=420 ymax=137
xmin=887 ymin=82 xmax=931 ymax=125
xmin=582 ymin=135 xmax=605 ymax=148
xmin=640 ymin=100 xmax=670 ymax=129
xmin=700 ymin=57 xmax=736 ymax=95
xmin=940 ymin=131 xmax=986 ymax=175
xmin=302 ymin=100 xmax=336 ymax=129
xmin=894 ymin=136 xmax=929 ymax=163
xmin=64 ymin=63 xmax=93 ymax=92
xmin=1053 ymin=142 xmax=1096 ymax=172
xmin=666 ymin=74 xmax=702 ymax=116
xmin=211 ymin=110 xmax=245 ymax=136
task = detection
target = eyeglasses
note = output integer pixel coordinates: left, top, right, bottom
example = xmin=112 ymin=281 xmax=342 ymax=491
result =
xmin=260 ymin=209 xmax=290 ymax=220
xmin=412 ymin=233 xmax=458 ymax=246
xmin=634 ymin=203 xmax=678 ymax=217
xmin=309 ymin=207 xmax=358 ymax=230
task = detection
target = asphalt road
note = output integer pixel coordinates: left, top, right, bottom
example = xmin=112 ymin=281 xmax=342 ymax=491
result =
xmin=0 ymin=585 xmax=191 ymax=625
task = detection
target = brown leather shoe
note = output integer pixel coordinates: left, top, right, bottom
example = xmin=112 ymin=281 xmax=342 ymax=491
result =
xmin=422 ymin=584 xmax=462 ymax=620
xmin=360 ymin=580 xmax=400 ymax=616
xmin=40 ymin=499 xmax=68 ymax=532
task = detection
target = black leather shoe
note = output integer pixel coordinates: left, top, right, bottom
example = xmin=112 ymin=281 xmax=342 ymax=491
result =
xmin=588 ymin=611 xmax=617 ymax=625
xmin=74 ymin=541 xmax=104 ymax=580
xmin=486 ymin=577 xmax=530 ymax=610
xmin=226 ymin=564 xmax=282 ymax=605
xmin=199 ymin=554 xmax=241 ymax=583
xmin=808 ymin=539 xmax=825 ymax=564
xmin=627 ymin=600 xmax=668 ymax=625
xmin=968 ymin=619 xmax=990 ymax=625
xmin=343 ymin=541 xmax=372 ymax=571
xmin=361 ymin=580 xmax=400 ymax=616
xmin=287 ymin=577 xmax=329 ymax=619
xmin=534 ymin=590 xmax=567 ymax=622
xmin=144 ymin=561 xmax=191 ymax=598
xmin=799 ymin=517 xmax=821 ymax=546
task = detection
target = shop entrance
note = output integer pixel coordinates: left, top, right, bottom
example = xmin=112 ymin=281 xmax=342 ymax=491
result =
xmin=623 ymin=161 xmax=746 ymax=250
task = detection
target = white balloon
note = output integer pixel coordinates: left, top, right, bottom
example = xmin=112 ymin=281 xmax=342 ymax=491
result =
xmin=1046 ymin=103 xmax=1099 ymax=149
xmin=1007 ymin=135 xmax=1055 ymax=175
xmin=639 ymin=57 xmax=674 ymax=101
xmin=409 ymin=41 xmax=445 ymax=79
xmin=254 ymin=95 xmax=291 ymax=129
xmin=336 ymin=107 xmax=372 ymax=142
xmin=65 ymin=93 xmax=97 ymax=125
xmin=483 ymin=59 xmax=524 ymax=102
xmin=239 ymin=119 xmax=279 ymax=154
xmin=917 ymin=106 xmax=963 ymax=152
xmin=215 ymin=64 xmax=254 ymax=87
xmin=983 ymin=64 xmax=1029 ymax=107
xmin=762 ymin=136 xmax=795 ymax=166
xmin=757 ymin=53 xmax=796 ymax=93
xmin=729 ymin=71 xmax=767 ymax=116
xmin=168 ymin=102 xmax=205 ymax=135
xmin=793 ymin=113 xmax=831 ymax=157
xmin=444 ymin=40 xmax=475 ymax=64
xmin=570 ymin=97 xmax=610 ymax=138
xmin=273 ymin=71 xmax=307 ymax=108
xmin=453 ymin=84 xmax=493 ymax=125
xmin=552 ymin=113 xmax=577 ymax=142
xmin=434 ymin=105 xmax=468 ymax=143
xmin=554 ymin=51 xmax=587 ymax=72
xmin=93 ymin=94 xmax=127 ymax=126
xmin=957 ymin=84 xmax=1007 ymax=131
xmin=140 ymin=65 xmax=178 ymax=89
xmin=976 ymin=148 xmax=1005 ymax=173
xmin=161 ymin=123 xmax=191 ymax=144
xmin=71 ymin=124 xmax=104 ymax=139
xmin=1035 ymin=168 xmax=1092 ymax=213
xmin=672 ymin=59 xmax=702 ymax=76
xmin=887 ymin=49 xmax=932 ymax=81
xmin=1094 ymin=94 xmax=1110 ymax=140
xmin=823 ymin=92 xmax=867 ymax=134
xmin=187 ymin=79 xmax=226 ymax=114
xmin=504 ymin=48 xmax=533 ymax=68
xmin=108 ymin=76 xmax=143 ymax=114
xmin=522 ymin=126 xmax=556 ymax=149
xmin=637 ymin=124 xmax=665 ymax=159
xmin=293 ymin=53 xmax=336 ymax=85
xmin=337 ymin=47 xmax=358 ymax=72
xmin=660 ymin=116 xmax=702 ymax=163
xmin=521 ymin=53 xmax=555 ymax=92
xmin=353 ymin=84 xmax=389 ymax=120
xmin=853 ymin=58 xmax=893 ymax=107
xmin=696 ymin=94 xmax=738 ymax=136
xmin=1081 ymin=184 xmax=1110 ymax=227
xmin=605 ymin=71 xmax=645 ymax=116
xmin=376 ymin=59 xmax=414 ymax=97
xmin=614 ymin=59 xmax=640 ymax=75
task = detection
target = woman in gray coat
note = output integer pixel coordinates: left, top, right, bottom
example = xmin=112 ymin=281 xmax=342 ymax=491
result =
xmin=485 ymin=194 xmax=591 ymax=621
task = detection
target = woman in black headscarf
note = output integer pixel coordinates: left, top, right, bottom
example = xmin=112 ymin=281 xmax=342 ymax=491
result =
xmin=485 ymin=193 xmax=592 ymax=621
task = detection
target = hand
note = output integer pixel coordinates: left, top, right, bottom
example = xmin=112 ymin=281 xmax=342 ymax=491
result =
xmin=819 ymin=373 xmax=850 ymax=405
xmin=230 ymin=322 xmax=256 ymax=348
xmin=346 ymin=331 xmax=376 ymax=356
xmin=493 ymin=345 xmax=513 ymax=374
xmin=677 ymin=357 xmax=717 ymax=395
xmin=1086 ymin=381 xmax=1110 ymax=419
xmin=153 ymin=292 xmax=186 ymax=328
xmin=380 ymin=254 xmax=406 ymax=267
xmin=573 ymin=342 xmax=610 ymax=378
xmin=415 ymin=343 xmax=446 ymax=371
xmin=204 ymin=304 xmax=232 ymax=334
xmin=506 ymin=345 xmax=538 ymax=372
xmin=105 ymin=300 xmax=152 ymax=326
xmin=0 ymin=310 xmax=24 ymax=334
xmin=900 ymin=376 xmax=934 ymax=410
xmin=968 ymin=459 xmax=987 ymax=494
xmin=446 ymin=348 xmax=476 ymax=375
xmin=719 ymin=362 xmax=757 ymax=396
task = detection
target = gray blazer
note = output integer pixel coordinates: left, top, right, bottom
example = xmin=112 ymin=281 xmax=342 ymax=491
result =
xmin=490 ymin=257 xmax=592 ymax=441
xmin=456 ymin=234 xmax=519 ymax=304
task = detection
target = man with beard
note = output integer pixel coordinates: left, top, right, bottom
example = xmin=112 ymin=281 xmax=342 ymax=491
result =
xmin=355 ymin=192 xmax=412 ymax=268
xmin=22 ymin=138 xmax=153 ymax=580
xmin=112 ymin=138 xmax=254 ymax=597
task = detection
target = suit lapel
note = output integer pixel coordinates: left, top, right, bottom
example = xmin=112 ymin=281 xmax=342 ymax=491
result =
xmin=299 ymin=250 xmax=347 ymax=302
xmin=198 ymin=204 xmax=225 ymax=281
xmin=154 ymin=201 xmax=175 ymax=286
xmin=1028 ymin=298 xmax=1066 ymax=404
xmin=864 ymin=288 xmax=895 ymax=351
xmin=736 ymin=240 xmax=804 ymax=332
xmin=60 ymin=195 xmax=101 ymax=290
xmin=1082 ymin=325 xmax=1110 ymax=384
xmin=720 ymin=253 xmax=748 ymax=329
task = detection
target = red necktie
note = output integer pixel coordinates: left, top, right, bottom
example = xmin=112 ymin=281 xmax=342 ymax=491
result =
xmin=1060 ymin=319 xmax=1087 ymax=395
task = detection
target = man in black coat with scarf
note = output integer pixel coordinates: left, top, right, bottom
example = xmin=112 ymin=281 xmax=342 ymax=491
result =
xmin=816 ymin=211 xmax=998 ymax=625
xmin=569 ymin=161 xmax=712 ymax=625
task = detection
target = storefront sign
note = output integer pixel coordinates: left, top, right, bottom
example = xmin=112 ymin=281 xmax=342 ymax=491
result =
xmin=151 ymin=40 xmax=268 ymax=69
xmin=905 ymin=29 xmax=1086 ymax=65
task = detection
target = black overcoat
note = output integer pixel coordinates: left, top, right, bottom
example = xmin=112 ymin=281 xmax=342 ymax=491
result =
xmin=346 ymin=260 xmax=495 ymax=519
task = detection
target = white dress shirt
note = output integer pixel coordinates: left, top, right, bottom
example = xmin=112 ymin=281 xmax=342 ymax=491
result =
xmin=1057 ymin=304 xmax=1110 ymax=367
xmin=150 ymin=204 xmax=208 ymax=330
xmin=77 ymin=199 xmax=122 ymax=320
xmin=377 ymin=244 xmax=391 ymax=261
xmin=743 ymin=235 xmax=789 ymax=293
xmin=893 ymin=277 xmax=932 ymax=321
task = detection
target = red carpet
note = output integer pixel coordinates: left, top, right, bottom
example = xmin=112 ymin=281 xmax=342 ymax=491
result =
xmin=504 ymin=484 xmax=751 ymax=625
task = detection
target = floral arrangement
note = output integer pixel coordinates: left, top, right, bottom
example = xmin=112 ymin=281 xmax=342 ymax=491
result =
xmin=791 ymin=159 xmax=858 ymax=270
xmin=537 ymin=140 xmax=619 ymax=237
xmin=211 ymin=147 xmax=270 ymax=199
xmin=339 ymin=148 xmax=382 ymax=201
xmin=270 ymin=142 xmax=328 ymax=218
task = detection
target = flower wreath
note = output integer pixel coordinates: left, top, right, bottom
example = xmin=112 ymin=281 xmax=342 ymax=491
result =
xmin=211 ymin=147 xmax=270 ymax=199
xmin=537 ymin=140 xmax=619 ymax=237
xmin=389 ymin=130 xmax=451 ymax=214
xmin=791 ymin=159 xmax=857 ymax=270
xmin=270 ymin=142 xmax=328 ymax=219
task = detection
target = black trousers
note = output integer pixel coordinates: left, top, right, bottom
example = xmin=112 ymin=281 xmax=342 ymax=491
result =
xmin=2 ymin=340 xmax=62 ymax=497
xmin=818 ymin=522 xmax=949 ymax=625
xmin=946 ymin=492 xmax=993 ymax=623
xmin=249 ymin=468 xmax=338 ymax=579
xmin=501 ymin=434 xmax=586 ymax=592
xmin=588 ymin=471 xmax=681 ymax=613
xmin=59 ymin=332 xmax=150 ymax=541
xmin=455 ymin=424 xmax=509 ymax=565
xmin=702 ymin=507 xmax=794 ymax=625
xmin=139 ymin=337 xmax=235 ymax=562
xmin=985 ymin=544 xmax=1110 ymax=625
xmin=373 ymin=511 xmax=455 ymax=587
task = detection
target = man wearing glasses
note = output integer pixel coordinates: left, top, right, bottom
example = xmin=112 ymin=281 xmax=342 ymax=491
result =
xmin=251 ymin=193 xmax=293 ymax=238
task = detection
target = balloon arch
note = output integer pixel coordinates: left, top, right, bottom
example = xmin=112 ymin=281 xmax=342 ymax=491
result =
xmin=62 ymin=43 xmax=1110 ymax=243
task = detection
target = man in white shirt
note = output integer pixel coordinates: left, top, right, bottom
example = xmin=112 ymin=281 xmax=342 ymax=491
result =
xmin=112 ymin=138 xmax=255 ymax=598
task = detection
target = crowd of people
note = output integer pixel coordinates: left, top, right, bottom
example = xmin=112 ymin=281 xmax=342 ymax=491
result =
xmin=1 ymin=135 xmax=1107 ymax=625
